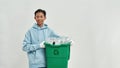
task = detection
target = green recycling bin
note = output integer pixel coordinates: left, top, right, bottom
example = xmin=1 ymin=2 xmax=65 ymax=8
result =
xmin=44 ymin=42 xmax=71 ymax=68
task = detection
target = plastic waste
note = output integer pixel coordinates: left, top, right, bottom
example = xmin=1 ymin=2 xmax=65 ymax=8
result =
xmin=45 ymin=36 xmax=72 ymax=46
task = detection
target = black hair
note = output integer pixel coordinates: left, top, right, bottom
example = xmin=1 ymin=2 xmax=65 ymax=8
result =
xmin=34 ymin=9 xmax=46 ymax=17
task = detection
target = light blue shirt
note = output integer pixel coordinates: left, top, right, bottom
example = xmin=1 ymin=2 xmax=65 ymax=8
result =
xmin=23 ymin=23 xmax=59 ymax=68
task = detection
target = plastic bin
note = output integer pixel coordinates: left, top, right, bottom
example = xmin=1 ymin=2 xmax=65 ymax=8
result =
xmin=44 ymin=42 xmax=71 ymax=68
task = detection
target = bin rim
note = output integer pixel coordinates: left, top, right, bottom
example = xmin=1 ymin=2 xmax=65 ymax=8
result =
xmin=44 ymin=42 xmax=71 ymax=47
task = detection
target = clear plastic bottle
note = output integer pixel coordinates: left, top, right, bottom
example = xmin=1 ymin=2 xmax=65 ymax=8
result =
xmin=45 ymin=36 xmax=71 ymax=46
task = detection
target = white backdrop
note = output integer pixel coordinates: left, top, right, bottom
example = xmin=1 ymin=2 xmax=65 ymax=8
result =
xmin=0 ymin=0 xmax=120 ymax=68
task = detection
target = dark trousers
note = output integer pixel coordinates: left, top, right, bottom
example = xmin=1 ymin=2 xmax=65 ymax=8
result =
xmin=38 ymin=67 xmax=47 ymax=68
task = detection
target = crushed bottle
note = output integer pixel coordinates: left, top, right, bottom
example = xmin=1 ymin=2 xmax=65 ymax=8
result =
xmin=45 ymin=36 xmax=72 ymax=46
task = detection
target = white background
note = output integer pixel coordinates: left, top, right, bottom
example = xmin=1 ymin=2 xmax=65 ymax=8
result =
xmin=0 ymin=0 xmax=120 ymax=68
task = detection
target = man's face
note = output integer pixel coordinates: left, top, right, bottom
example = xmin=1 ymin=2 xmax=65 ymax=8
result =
xmin=34 ymin=12 xmax=46 ymax=26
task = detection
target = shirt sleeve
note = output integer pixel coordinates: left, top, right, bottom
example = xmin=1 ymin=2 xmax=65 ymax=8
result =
xmin=50 ymin=29 xmax=60 ymax=38
xmin=22 ymin=30 xmax=40 ymax=52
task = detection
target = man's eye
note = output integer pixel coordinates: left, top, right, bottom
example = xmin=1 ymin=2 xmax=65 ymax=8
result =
xmin=40 ymin=16 xmax=43 ymax=18
xmin=36 ymin=16 xmax=43 ymax=18
xmin=36 ymin=16 xmax=39 ymax=18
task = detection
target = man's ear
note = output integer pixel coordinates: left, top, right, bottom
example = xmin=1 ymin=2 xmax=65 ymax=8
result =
xmin=45 ymin=17 xmax=46 ymax=20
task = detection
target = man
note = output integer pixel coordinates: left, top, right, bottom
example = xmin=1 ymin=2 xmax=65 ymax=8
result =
xmin=23 ymin=9 xmax=59 ymax=68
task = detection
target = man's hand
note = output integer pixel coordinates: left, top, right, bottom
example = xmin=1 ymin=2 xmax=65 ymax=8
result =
xmin=40 ymin=41 xmax=45 ymax=48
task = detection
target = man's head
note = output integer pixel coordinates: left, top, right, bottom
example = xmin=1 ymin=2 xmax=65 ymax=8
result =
xmin=34 ymin=9 xmax=46 ymax=27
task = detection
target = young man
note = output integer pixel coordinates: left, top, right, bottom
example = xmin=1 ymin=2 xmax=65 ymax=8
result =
xmin=23 ymin=9 xmax=59 ymax=68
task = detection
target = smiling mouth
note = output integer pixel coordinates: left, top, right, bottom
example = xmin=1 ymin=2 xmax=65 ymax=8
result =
xmin=37 ymin=20 xmax=42 ymax=22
